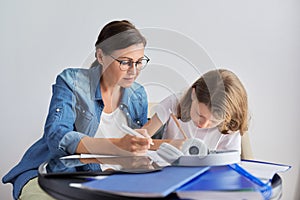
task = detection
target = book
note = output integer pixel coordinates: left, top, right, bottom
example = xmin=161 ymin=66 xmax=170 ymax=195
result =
xmin=176 ymin=165 xmax=265 ymax=199
xmin=176 ymin=160 xmax=291 ymax=200
xmin=239 ymin=159 xmax=291 ymax=184
xmin=78 ymin=166 xmax=209 ymax=198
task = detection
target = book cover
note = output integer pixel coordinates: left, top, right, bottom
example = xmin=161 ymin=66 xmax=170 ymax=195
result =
xmin=176 ymin=165 xmax=265 ymax=199
xmin=80 ymin=166 xmax=209 ymax=198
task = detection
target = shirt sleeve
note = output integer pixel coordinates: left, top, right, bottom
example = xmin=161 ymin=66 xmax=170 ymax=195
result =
xmin=217 ymin=132 xmax=242 ymax=153
xmin=44 ymin=71 xmax=83 ymax=156
xmin=151 ymin=93 xmax=180 ymax=124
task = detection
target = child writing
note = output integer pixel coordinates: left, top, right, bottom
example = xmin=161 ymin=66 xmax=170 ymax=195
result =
xmin=145 ymin=69 xmax=249 ymax=153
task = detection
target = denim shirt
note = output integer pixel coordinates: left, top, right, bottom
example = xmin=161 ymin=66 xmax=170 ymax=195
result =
xmin=2 ymin=65 xmax=148 ymax=199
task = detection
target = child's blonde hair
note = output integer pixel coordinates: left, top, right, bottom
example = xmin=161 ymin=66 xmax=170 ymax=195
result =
xmin=177 ymin=69 xmax=249 ymax=135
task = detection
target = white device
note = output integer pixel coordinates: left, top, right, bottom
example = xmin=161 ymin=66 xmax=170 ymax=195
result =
xmin=156 ymin=142 xmax=184 ymax=163
xmin=181 ymin=138 xmax=208 ymax=156
xmin=156 ymin=138 xmax=240 ymax=166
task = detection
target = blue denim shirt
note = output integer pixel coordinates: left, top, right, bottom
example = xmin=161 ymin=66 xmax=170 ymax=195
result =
xmin=2 ymin=65 xmax=148 ymax=199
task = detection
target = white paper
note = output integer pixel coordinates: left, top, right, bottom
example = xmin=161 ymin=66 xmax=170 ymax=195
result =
xmin=239 ymin=160 xmax=290 ymax=183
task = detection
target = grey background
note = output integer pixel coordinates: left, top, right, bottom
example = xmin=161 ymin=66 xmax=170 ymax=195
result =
xmin=1 ymin=0 xmax=299 ymax=200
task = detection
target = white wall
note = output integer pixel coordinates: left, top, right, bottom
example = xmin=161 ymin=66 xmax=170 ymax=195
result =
xmin=1 ymin=0 xmax=299 ymax=200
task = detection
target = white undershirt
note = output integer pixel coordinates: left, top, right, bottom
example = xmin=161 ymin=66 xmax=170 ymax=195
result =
xmin=94 ymin=108 xmax=128 ymax=138
xmin=94 ymin=108 xmax=128 ymax=171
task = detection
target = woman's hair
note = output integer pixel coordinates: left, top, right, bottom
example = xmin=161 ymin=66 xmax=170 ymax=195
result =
xmin=91 ymin=20 xmax=146 ymax=67
xmin=177 ymin=69 xmax=249 ymax=135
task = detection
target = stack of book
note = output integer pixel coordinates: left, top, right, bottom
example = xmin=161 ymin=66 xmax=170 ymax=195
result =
xmin=70 ymin=159 xmax=290 ymax=199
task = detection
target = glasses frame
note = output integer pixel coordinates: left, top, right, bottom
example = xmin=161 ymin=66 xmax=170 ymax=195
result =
xmin=109 ymin=55 xmax=150 ymax=71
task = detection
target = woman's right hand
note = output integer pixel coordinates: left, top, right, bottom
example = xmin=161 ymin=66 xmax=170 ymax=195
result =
xmin=111 ymin=134 xmax=151 ymax=155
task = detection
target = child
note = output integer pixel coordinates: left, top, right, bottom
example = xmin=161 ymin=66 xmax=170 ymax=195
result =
xmin=145 ymin=69 xmax=249 ymax=153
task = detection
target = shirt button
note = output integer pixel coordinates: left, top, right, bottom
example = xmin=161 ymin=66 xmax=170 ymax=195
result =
xmin=137 ymin=120 xmax=140 ymax=124
xmin=126 ymin=113 xmax=129 ymax=116
xmin=56 ymin=108 xmax=60 ymax=112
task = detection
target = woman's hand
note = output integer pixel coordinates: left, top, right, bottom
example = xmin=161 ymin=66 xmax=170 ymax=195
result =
xmin=113 ymin=133 xmax=151 ymax=155
xmin=110 ymin=128 xmax=153 ymax=155
xmin=76 ymin=129 xmax=152 ymax=156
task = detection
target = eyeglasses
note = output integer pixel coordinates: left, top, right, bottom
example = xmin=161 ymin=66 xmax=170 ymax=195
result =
xmin=109 ymin=55 xmax=150 ymax=71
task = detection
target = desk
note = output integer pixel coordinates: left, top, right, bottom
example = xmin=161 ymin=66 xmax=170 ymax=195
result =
xmin=38 ymin=174 xmax=182 ymax=200
xmin=38 ymin=156 xmax=283 ymax=200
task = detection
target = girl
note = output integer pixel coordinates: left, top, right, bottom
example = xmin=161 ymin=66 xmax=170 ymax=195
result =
xmin=145 ymin=69 xmax=249 ymax=153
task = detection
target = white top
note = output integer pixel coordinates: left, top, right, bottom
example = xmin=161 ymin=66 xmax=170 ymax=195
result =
xmin=152 ymin=93 xmax=241 ymax=153
xmin=94 ymin=108 xmax=128 ymax=171
xmin=94 ymin=108 xmax=127 ymax=138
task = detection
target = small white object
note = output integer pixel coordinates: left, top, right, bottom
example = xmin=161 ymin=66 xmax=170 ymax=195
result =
xmin=156 ymin=140 xmax=240 ymax=166
xmin=157 ymin=142 xmax=183 ymax=163
xmin=181 ymin=138 xmax=208 ymax=156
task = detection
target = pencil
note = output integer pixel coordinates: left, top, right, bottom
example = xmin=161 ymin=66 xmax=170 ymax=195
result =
xmin=168 ymin=109 xmax=188 ymax=139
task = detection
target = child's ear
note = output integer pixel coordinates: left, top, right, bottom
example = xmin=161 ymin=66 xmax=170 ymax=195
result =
xmin=191 ymin=88 xmax=197 ymax=101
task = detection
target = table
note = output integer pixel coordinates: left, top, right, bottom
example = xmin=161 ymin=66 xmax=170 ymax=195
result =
xmin=38 ymin=156 xmax=283 ymax=200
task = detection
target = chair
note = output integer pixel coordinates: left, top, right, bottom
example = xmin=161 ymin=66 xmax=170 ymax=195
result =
xmin=241 ymin=131 xmax=254 ymax=160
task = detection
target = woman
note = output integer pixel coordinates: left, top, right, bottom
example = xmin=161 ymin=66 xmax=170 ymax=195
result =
xmin=3 ymin=20 xmax=152 ymax=200
xmin=145 ymin=69 xmax=249 ymax=153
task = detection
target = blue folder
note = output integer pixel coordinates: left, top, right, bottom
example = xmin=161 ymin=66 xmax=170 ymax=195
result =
xmin=177 ymin=165 xmax=262 ymax=191
xmin=176 ymin=165 xmax=270 ymax=199
xmin=81 ymin=166 xmax=209 ymax=198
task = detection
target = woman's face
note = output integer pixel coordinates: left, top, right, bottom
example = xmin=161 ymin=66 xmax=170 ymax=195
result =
xmin=98 ymin=43 xmax=145 ymax=88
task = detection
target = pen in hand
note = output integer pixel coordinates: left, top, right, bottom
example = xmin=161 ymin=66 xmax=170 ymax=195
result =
xmin=168 ymin=109 xmax=188 ymax=139
xmin=121 ymin=124 xmax=154 ymax=145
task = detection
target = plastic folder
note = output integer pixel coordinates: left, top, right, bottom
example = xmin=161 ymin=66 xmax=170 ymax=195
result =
xmin=176 ymin=165 xmax=265 ymax=199
xmin=176 ymin=160 xmax=290 ymax=200
xmin=80 ymin=166 xmax=209 ymax=198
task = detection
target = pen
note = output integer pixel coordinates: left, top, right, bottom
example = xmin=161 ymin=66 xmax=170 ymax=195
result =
xmin=168 ymin=109 xmax=188 ymax=139
xmin=121 ymin=124 xmax=154 ymax=145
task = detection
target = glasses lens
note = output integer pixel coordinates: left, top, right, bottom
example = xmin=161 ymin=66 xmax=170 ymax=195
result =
xmin=136 ymin=59 xmax=149 ymax=70
xmin=119 ymin=58 xmax=149 ymax=71
xmin=119 ymin=60 xmax=132 ymax=70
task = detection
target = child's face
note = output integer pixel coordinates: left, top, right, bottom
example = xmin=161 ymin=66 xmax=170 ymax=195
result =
xmin=190 ymin=100 xmax=213 ymax=128
xmin=190 ymin=89 xmax=221 ymax=128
